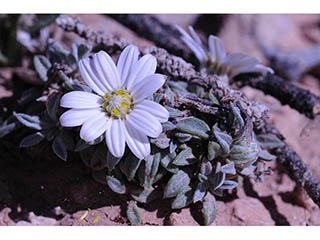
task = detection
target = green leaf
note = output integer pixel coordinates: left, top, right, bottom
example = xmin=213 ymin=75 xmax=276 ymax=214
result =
xmin=202 ymin=194 xmax=217 ymax=226
xmin=64 ymin=79 xmax=92 ymax=92
xmin=169 ymin=141 xmax=177 ymax=153
xmin=232 ymin=158 xmax=257 ymax=169
xmin=198 ymin=173 xmax=208 ymax=183
xmin=143 ymin=155 xmax=154 ymax=187
xmin=61 ymin=130 xmax=75 ymax=151
xmin=172 ymin=189 xmax=193 ymax=209
xmin=162 ymin=121 xmax=176 ymax=131
xmin=207 ymin=141 xmax=222 ymax=161
xmin=106 ymin=150 xmax=121 ymax=171
xmin=33 ymin=55 xmax=52 ymax=82
xmin=239 ymin=165 xmax=256 ymax=178
xmin=259 ymin=150 xmax=276 ymax=161
xmin=208 ymin=92 xmax=220 ymax=105
xmin=46 ymin=92 xmax=61 ymax=122
xmin=120 ymin=153 xmax=142 ymax=181
xmin=230 ymin=102 xmax=244 ymax=128
xmin=176 ymin=117 xmax=210 ymax=139
xmin=140 ymin=153 xmax=162 ymax=188
xmin=164 ymin=170 xmax=191 ymax=198
xmin=150 ymin=133 xmax=170 ymax=149
xmin=200 ymin=161 xmax=213 ymax=176
xmin=160 ymin=151 xmax=178 ymax=173
xmin=165 ymin=107 xmax=184 ymax=118
xmin=210 ymin=170 xmax=226 ymax=191
xmin=75 ymin=134 xmax=104 ymax=152
xmin=52 ymin=134 xmax=67 ymax=161
xmin=193 ymin=181 xmax=209 ymax=203
xmin=75 ymin=139 xmax=91 ymax=152
xmin=256 ymin=134 xmax=285 ymax=150
xmin=80 ymin=145 xmax=96 ymax=167
xmin=220 ymin=162 xmax=236 ymax=175
xmin=213 ymin=126 xmax=232 ymax=154
xmin=127 ymin=204 xmax=141 ymax=226
xmin=20 ymin=132 xmax=45 ymax=147
xmin=168 ymin=80 xmax=188 ymax=93
xmin=151 ymin=152 xmax=161 ymax=180
xmin=219 ymin=180 xmax=238 ymax=190
xmin=0 ymin=121 xmax=16 ymax=138
xmin=106 ymin=175 xmax=126 ymax=194
xmin=49 ymin=42 xmax=76 ymax=67
xmin=43 ymin=128 xmax=58 ymax=141
xmin=131 ymin=187 xmax=157 ymax=203
xmin=231 ymin=151 xmax=258 ymax=161
xmin=14 ymin=112 xmax=42 ymax=130
xmin=72 ymin=41 xmax=91 ymax=62
xmin=172 ymin=147 xmax=197 ymax=166
xmin=90 ymin=143 xmax=108 ymax=170
xmin=92 ymin=169 xmax=107 ymax=185
xmin=152 ymin=167 xmax=167 ymax=184
xmin=28 ymin=14 xmax=59 ymax=33
xmin=174 ymin=132 xmax=192 ymax=143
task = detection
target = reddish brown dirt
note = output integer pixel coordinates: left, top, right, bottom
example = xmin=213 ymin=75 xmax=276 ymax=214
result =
xmin=1 ymin=14 xmax=320 ymax=226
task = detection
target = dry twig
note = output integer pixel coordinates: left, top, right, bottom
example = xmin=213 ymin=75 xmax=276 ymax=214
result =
xmin=260 ymin=123 xmax=320 ymax=207
xmin=234 ymin=73 xmax=320 ymax=119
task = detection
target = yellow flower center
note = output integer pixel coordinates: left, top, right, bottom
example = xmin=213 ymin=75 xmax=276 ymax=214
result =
xmin=103 ymin=89 xmax=133 ymax=119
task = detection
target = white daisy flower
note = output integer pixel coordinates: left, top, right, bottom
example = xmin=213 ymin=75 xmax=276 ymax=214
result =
xmin=176 ymin=25 xmax=274 ymax=80
xmin=59 ymin=45 xmax=169 ymax=159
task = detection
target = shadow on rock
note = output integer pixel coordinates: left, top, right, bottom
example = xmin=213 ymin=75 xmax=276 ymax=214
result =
xmin=0 ymin=141 xmax=130 ymax=223
xmin=243 ymin=178 xmax=290 ymax=226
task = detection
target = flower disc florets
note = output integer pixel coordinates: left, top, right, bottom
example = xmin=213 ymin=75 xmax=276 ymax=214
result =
xmin=103 ymin=89 xmax=133 ymax=119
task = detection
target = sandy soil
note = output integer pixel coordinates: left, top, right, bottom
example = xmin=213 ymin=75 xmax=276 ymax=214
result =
xmin=1 ymin=14 xmax=320 ymax=226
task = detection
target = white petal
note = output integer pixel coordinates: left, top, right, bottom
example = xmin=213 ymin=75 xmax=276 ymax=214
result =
xmin=80 ymin=111 xmax=109 ymax=142
xmin=59 ymin=108 xmax=101 ymax=127
xmin=60 ymin=91 xmax=102 ymax=109
xmin=131 ymin=74 xmax=165 ymax=103
xmin=126 ymin=54 xmax=157 ymax=91
xmin=135 ymin=100 xmax=169 ymax=123
xmin=124 ymin=121 xmax=150 ymax=159
xmin=117 ymin=45 xmax=140 ymax=88
xmin=208 ymin=35 xmax=227 ymax=62
xmin=176 ymin=24 xmax=208 ymax=63
xmin=188 ymin=26 xmax=202 ymax=45
xmin=126 ymin=109 xmax=162 ymax=138
xmin=94 ymin=51 xmax=121 ymax=91
xmin=91 ymin=52 xmax=114 ymax=92
xmin=79 ymin=58 xmax=106 ymax=96
xmin=105 ymin=119 xmax=126 ymax=158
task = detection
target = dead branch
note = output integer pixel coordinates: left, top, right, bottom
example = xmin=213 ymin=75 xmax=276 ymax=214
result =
xmin=259 ymin=122 xmax=320 ymax=207
xmin=234 ymin=73 xmax=320 ymax=119
xmin=107 ymin=14 xmax=191 ymax=60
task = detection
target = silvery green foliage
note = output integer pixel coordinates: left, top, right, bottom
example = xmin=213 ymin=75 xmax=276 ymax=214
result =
xmin=127 ymin=203 xmax=141 ymax=226
xmin=16 ymin=92 xmax=75 ymax=161
xmin=176 ymin=25 xmax=274 ymax=82
xmin=13 ymin=39 xmax=279 ymax=226
xmin=0 ymin=117 xmax=16 ymax=138
xmin=34 ymin=55 xmax=52 ymax=82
